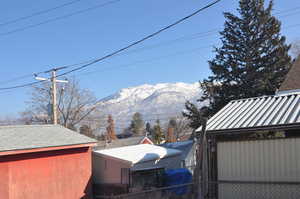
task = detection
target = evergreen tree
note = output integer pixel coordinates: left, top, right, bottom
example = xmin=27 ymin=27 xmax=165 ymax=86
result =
xmin=183 ymin=104 xmax=209 ymax=130
xmin=130 ymin=112 xmax=145 ymax=135
xmin=153 ymin=120 xmax=164 ymax=144
xmin=145 ymin=122 xmax=153 ymax=136
xmin=185 ymin=0 xmax=292 ymax=124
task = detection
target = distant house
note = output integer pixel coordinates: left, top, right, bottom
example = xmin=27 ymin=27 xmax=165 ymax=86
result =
xmin=196 ymin=57 xmax=300 ymax=199
xmin=161 ymin=140 xmax=196 ymax=169
xmin=140 ymin=136 xmax=154 ymax=144
xmin=92 ymin=144 xmax=181 ymax=194
xmin=0 ymin=125 xmax=97 ymax=199
xmin=95 ymin=135 xmax=153 ymax=150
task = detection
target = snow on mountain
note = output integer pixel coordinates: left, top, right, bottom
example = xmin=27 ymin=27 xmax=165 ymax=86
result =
xmin=96 ymin=82 xmax=206 ymax=131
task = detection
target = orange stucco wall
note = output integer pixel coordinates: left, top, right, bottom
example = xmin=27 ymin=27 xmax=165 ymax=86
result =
xmin=0 ymin=147 xmax=93 ymax=199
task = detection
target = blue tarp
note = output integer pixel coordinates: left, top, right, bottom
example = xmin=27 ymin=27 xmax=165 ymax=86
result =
xmin=163 ymin=168 xmax=192 ymax=195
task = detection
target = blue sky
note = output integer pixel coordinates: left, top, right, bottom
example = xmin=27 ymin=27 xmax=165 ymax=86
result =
xmin=0 ymin=0 xmax=299 ymax=117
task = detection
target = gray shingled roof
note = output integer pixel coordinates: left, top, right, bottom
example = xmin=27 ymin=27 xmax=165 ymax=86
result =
xmin=94 ymin=136 xmax=146 ymax=150
xmin=0 ymin=125 xmax=97 ymax=153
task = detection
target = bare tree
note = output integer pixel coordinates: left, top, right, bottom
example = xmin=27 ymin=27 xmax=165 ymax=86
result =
xmin=173 ymin=116 xmax=192 ymax=140
xmin=0 ymin=115 xmax=22 ymax=126
xmin=291 ymin=40 xmax=300 ymax=58
xmin=162 ymin=116 xmax=192 ymax=141
xmin=21 ymin=78 xmax=97 ymax=130
xmin=106 ymin=115 xmax=117 ymax=141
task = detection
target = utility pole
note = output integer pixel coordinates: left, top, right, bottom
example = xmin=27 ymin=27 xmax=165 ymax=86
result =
xmin=51 ymin=69 xmax=58 ymax=125
xmin=193 ymin=107 xmax=209 ymax=199
xmin=35 ymin=67 xmax=68 ymax=125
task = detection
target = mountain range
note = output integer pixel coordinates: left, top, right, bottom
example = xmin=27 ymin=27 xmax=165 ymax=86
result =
xmin=96 ymin=82 xmax=205 ymax=132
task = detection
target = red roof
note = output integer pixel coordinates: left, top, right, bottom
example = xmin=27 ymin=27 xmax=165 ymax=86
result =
xmin=139 ymin=136 xmax=154 ymax=145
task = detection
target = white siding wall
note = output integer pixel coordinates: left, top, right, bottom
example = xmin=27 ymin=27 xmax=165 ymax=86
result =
xmin=92 ymin=153 xmax=131 ymax=184
xmin=92 ymin=153 xmax=182 ymax=184
xmin=217 ymin=138 xmax=300 ymax=199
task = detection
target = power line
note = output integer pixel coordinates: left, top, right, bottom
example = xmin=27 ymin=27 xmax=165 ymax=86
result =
xmin=4 ymin=0 xmax=300 ymax=91
xmin=0 ymin=74 xmax=36 ymax=85
xmin=0 ymin=45 xmax=213 ymax=91
xmin=273 ymin=6 xmax=300 ymax=15
xmin=77 ymin=46 xmax=213 ymax=77
xmin=278 ymin=10 xmax=300 ymax=18
xmin=0 ymin=0 xmax=121 ymax=36
xmin=0 ymin=59 xmax=87 ymax=86
xmin=116 ymin=29 xmax=218 ymax=56
xmin=30 ymin=3 xmax=300 ymax=78
xmin=55 ymin=0 xmax=222 ymax=77
xmin=1 ymin=16 xmax=297 ymax=86
xmin=0 ymin=0 xmax=221 ymax=91
xmin=0 ymin=69 xmax=54 ymax=85
xmin=0 ymin=0 xmax=83 ymax=27
xmin=0 ymin=45 xmax=211 ymax=94
xmin=284 ymin=23 xmax=300 ymax=30
xmin=1 ymin=1 xmax=298 ymax=37
xmin=0 ymin=29 xmax=218 ymax=86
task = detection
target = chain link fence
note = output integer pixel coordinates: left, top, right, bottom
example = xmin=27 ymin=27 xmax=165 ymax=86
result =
xmin=94 ymin=180 xmax=300 ymax=199
xmin=94 ymin=183 xmax=194 ymax=199
xmin=213 ymin=181 xmax=300 ymax=199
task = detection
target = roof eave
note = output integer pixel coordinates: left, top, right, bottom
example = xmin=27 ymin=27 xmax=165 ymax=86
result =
xmin=0 ymin=142 xmax=97 ymax=156
xmin=205 ymin=123 xmax=300 ymax=136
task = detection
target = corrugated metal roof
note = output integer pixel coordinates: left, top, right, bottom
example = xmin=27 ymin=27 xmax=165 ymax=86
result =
xmin=196 ymin=93 xmax=300 ymax=133
xmin=0 ymin=125 xmax=97 ymax=153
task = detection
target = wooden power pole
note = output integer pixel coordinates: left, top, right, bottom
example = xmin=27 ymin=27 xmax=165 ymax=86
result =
xmin=194 ymin=108 xmax=209 ymax=199
xmin=51 ymin=69 xmax=58 ymax=125
xmin=35 ymin=67 xmax=68 ymax=125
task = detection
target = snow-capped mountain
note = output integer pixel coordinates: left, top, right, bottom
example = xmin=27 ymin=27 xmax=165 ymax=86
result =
xmin=96 ymin=82 xmax=206 ymax=131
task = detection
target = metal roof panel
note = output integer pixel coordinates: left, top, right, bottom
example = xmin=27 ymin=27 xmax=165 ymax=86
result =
xmin=196 ymin=93 xmax=300 ymax=133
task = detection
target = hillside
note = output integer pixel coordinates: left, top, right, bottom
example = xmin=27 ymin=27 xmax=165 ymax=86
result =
xmin=96 ymin=82 xmax=206 ymax=131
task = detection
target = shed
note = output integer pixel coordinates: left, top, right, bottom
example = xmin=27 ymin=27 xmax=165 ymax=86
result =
xmin=92 ymin=144 xmax=181 ymax=186
xmin=196 ymin=92 xmax=300 ymax=198
xmin=0 ymin=125 xmax=97 ymax=199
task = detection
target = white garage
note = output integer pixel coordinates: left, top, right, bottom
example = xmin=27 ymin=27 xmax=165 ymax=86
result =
xmin=92 ymin=144 xmax=182 ymax=185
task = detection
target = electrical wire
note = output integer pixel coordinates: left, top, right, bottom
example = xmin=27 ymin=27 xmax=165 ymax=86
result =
xmin=1 ymin=0 xmax=298 ymax=37
xmin=273 ymin=6 xmax=300 ymax=15
xmin=2 ymin=1 xmax=300 ymax=85
xmin=4 ymin=0 xmax=300 ymax=91
xmin=77 ymin=46 xmax=213 ymax=77
xmin=0 ymin=45 xmax=212 ymax=91
xmin=0 ymin=0 xmax=83 ymax=27
xmin=0 ymin=63 xmax=76 ymax=86
xmin=35 ymin=3 xmax=300 ymax=79
xmin=0 ymin=29 xmax=218 ymax=86
xmin=55 ymin=0 xmax=222 ymax=78
xmin=0 ymin=0 xmax=121 ymax=36
xmin=0 ymin=0 xmax=221 ymax=90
